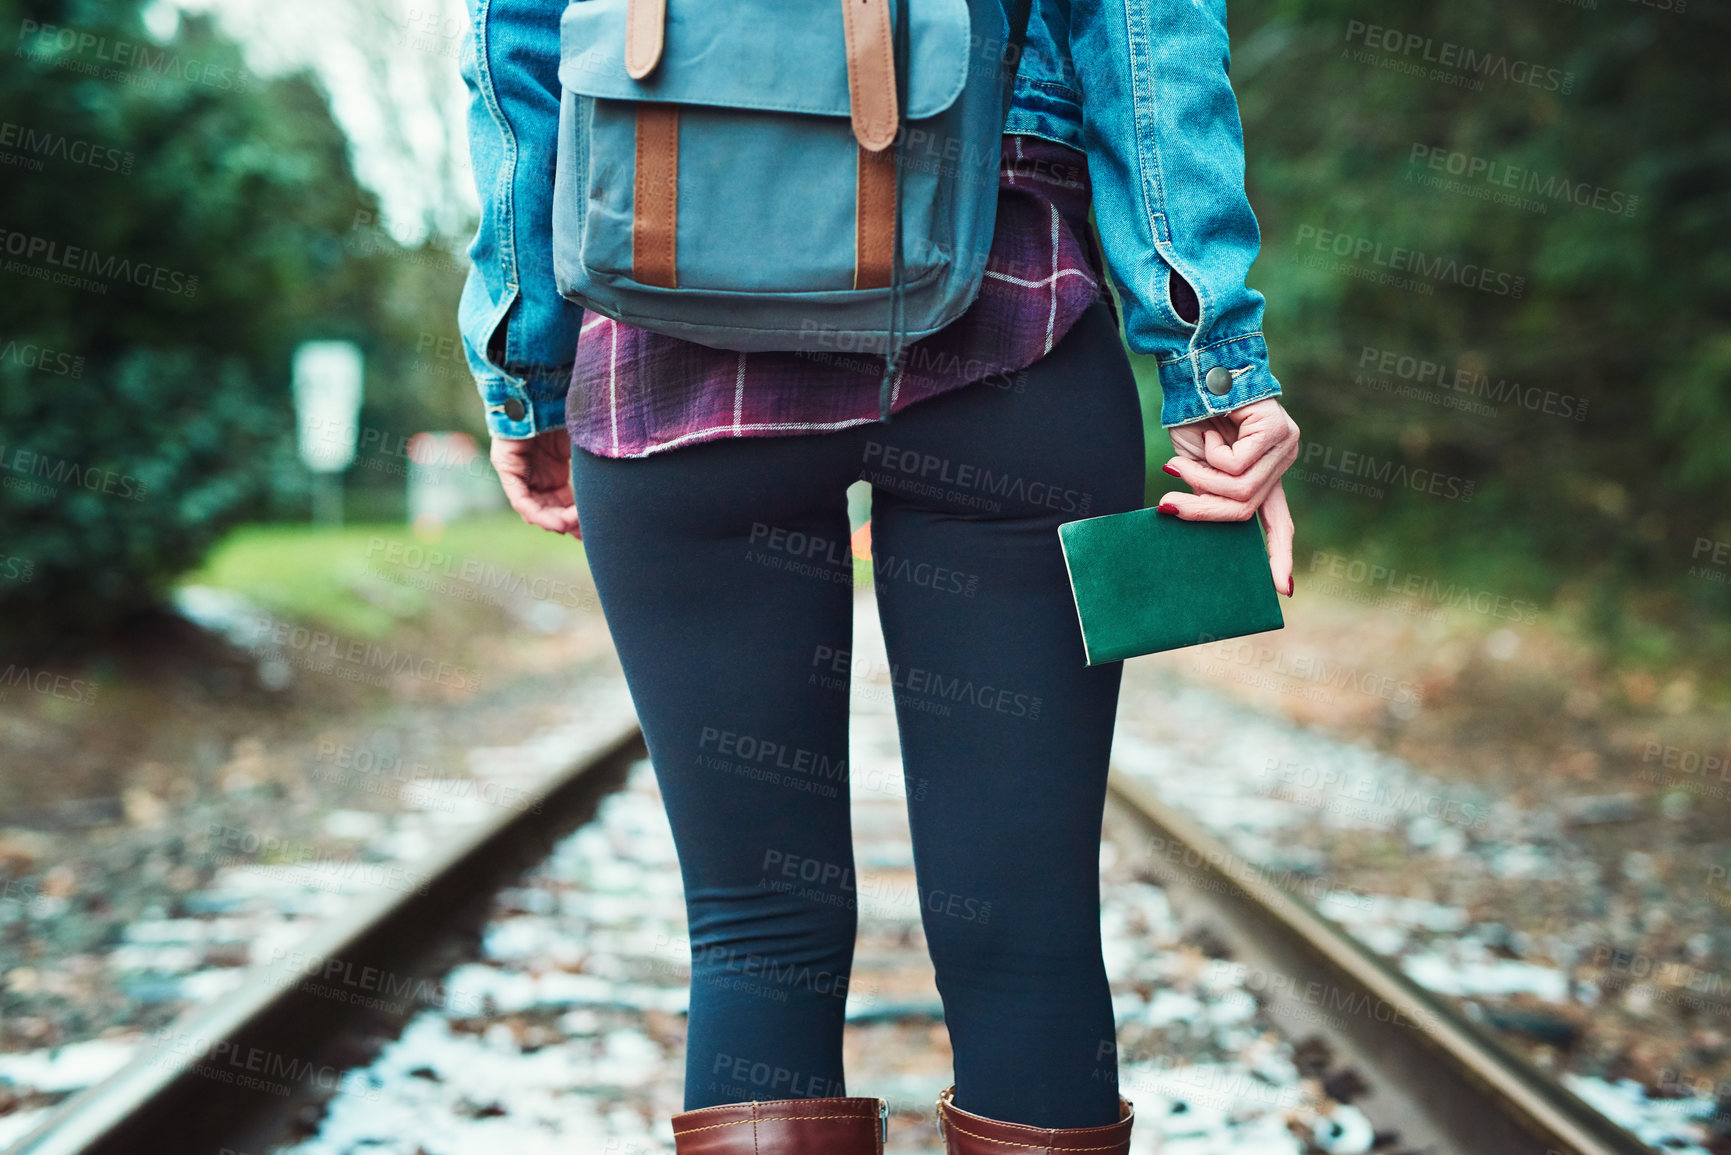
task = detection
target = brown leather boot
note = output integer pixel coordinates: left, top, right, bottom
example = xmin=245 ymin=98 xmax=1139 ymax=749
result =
xmin=935 ymin=1085 xmax=1135 ymax=1154
xmin=671 ymin=1095 xmax=888 ymax=1154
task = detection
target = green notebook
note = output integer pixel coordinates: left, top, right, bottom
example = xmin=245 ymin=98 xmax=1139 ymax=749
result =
xmin=1057 ymin=507 xmax=1285 ymax=665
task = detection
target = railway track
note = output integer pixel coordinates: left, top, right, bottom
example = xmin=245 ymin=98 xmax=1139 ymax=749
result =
xmin=1102 ymin=775 xmax=1649 ymax=1155
xmin=8 ymin=711 xmax=1654 ymax=1155
xmin=6 ymin=723 xmax=648 ymax=1155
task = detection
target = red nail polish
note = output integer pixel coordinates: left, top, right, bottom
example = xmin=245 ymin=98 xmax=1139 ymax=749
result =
xmin=1161 ymin=463 xmax=1181 ymax=477
xmin=1157 ymin=502 xmax=1178 ymax=515
xmin=1286 ymin=577 xmax=1296 ymax=597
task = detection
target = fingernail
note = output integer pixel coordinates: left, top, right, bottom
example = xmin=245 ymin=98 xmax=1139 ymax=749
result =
xmin=1156 ymin=502 xmax=1178 ymax=515
xmin=1161 ymin=463 xmax=1182 ymax=477
xmin=1286 ymin=577 xmax=1295 ymax=597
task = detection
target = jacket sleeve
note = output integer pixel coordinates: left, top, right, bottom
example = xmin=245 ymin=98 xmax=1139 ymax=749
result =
xmin=1064 ymin=0 xmax=1283 ymax=426
xmin=458 ymin=0 xmax=584 ymax=440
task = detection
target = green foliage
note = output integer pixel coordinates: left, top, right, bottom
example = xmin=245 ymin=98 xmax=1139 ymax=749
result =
xmin=4 ymin=0 xmax=1725 ymax=668
xmin=0 ymin=0 xmax=471 ymax=651
xmin=1209 ymin=0 xmax=1731 ymax=656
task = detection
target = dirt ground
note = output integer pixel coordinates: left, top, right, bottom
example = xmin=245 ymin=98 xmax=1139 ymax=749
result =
xmin=3 ymin=542 xmax=1726 ymax=1116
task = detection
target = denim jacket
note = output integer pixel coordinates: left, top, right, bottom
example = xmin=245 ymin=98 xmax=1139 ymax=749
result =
xmin=458 ymin=0 xmax=1282 ymax=439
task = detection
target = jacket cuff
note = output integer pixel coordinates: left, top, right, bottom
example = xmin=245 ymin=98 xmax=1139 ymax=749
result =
xmin=474 ymin=365 xmax=571 ymax=440
xmin=1155 ymin=332 xmax=1283 ymax=427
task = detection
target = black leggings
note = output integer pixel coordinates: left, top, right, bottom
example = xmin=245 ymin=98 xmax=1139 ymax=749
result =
xmin=568 ymin=302 xmax=1145 ymax=1128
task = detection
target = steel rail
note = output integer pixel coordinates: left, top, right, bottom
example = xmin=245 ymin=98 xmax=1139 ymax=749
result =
xmin=8 ymin=722 xmax=647 ymax=1155
xmin=8 ymin=729 xmax=1652 ymax=1155
xmin=1106 ymin=769 xmax=1651 ymax=1155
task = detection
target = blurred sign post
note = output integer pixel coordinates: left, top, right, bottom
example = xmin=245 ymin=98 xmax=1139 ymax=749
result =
xmin=292 ymin=341 xmax=364 ymax=528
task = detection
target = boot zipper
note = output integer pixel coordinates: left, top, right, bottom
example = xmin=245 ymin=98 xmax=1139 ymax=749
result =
xmin=880 ymin=1097 xmax=889 ymax=1148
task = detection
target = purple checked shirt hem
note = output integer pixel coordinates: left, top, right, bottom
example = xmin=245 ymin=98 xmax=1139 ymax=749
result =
xmin=566 ymin=136 xmax=1104 ymax=459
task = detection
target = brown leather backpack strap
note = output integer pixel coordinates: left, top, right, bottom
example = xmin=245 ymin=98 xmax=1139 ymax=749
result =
xmin=854 ymin=144 xmax=896 ymax=289
xmin=633 ymin=105 xmax=679 ymax=287
xmin=841 ymin=0 xmax=899 ymax=152
xmin=625 ymin=0 xmax=666 ymax=79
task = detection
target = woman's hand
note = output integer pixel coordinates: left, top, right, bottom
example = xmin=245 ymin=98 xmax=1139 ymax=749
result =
xmin=491 ymin=430 xmax=582 ymax=538
xmin=1157 ymin=397 xmax=1299 ymax=597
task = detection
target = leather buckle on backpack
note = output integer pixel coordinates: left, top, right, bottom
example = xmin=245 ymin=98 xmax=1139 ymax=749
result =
xmin=624 ymin=0 xmax=665 ymax=79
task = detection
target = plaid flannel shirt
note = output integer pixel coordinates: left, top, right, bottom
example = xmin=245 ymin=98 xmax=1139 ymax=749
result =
xmin=566 ymin=136 xmax=1105 ymax=458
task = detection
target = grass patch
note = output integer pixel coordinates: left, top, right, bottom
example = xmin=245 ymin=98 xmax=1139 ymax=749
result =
xmin=180 ymin=516 xmax=592 ymax=639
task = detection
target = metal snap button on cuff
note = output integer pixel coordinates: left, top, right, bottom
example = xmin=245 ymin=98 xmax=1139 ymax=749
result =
xmin=1204 ymin=365 xmax=1233 ymax=396
xmin=502 ymin=398 xmax=527 ymax=421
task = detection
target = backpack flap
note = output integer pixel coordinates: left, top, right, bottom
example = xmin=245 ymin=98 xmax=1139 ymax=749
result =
xmin=557 ymin=0 xmax=974 ymax=301
xmin=558 ymin=0 xmax=969 ymax=120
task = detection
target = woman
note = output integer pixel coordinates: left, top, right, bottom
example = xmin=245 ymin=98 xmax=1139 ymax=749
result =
xmin=458 ymin=0 xmax=1299 ymax=1150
